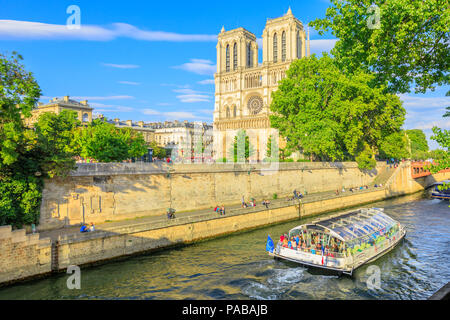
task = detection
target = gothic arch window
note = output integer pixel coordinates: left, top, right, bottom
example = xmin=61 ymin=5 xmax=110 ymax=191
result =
xmin=226 ymin=44 xmax=230 ymax=72
xmin=273 ymin=33 xmax=278 ymax=63
xmin=233 ymin=42 xmax=238 ymax=70
xmin=226 ymin=106 xmax=231 ymax=118
xmin=233 ymin=105 xmax=237 ymax=117
xmin=82 ymin=113 xmax=89 ymax=122
xmin=297 ymin=31 xmax=302 ymax=59
xmin=247 ymin=43 xmax=253 ymax=67
xmin=282 ymin=31 xmax=286 ymax=62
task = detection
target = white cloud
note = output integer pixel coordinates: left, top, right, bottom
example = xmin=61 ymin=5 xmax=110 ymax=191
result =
xmin=118 ymin=81 xmax=141 ymax=85
xmin=198 ymin=79 xmax=215 ymax=85
xmin=141 ymin=109 xmax=198 ymax=119
xmin=176 ymin=94 xmax=211 ymax=103
xmin=173 ymin=59 xmax=216 ymax=75
xmin=310 ymin=39 xmax=337 ymax=53
xmin=89 ymin=102 xmax=134 ymax=112
xmin=399 ymin=94 xmax=450 ymax=110
xmin=102 ymin=63 xmax=140 ymax=69
xmin=71 ymin=95 xmax=135 ymax=101
xmin=171 ymin=88 xmax=212 ymax=103
xmin=0 ymin=20 xmax=217 ymax=42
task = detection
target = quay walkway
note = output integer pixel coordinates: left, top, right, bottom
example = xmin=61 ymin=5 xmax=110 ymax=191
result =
xmin=38 ymin=183 xmax=390 ymax=242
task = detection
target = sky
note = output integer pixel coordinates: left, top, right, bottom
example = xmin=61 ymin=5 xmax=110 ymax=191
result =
xmin=0 ymin=0 xmax=448 ymax=149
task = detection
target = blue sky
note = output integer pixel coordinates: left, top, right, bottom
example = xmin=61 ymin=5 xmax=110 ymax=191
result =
xmin=0 ymin=0 xmax=448 ymax=148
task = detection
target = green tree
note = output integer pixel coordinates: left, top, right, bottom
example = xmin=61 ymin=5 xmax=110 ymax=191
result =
xmin=33 ymin=110 xmax=80 ymax=177
xmin=228 ymin=130 xmax=255 ymax=162
xmin=75 ymin=119 xmax=147 ymax=162
xmin=310 ymin=0 xmax=449 ymax=94
xmin=0 ymin=52 xmax=41 ymax=167
xmin=0 ymin=52 xmax=43 ymax=227
xmin=265 ymin=134 xmax=279 ymax=162
xmin=406 ymin=129 xmax=429 ymax=159
xmin=429 ymin=126 xmax=449 ymax=173
xmin=270 ymin=54 xmax=405 ymax=169
xmin=378 ymin=131 xmax=410 ymax=160
xmin=149 ymin=141 xmax=166 ymax=159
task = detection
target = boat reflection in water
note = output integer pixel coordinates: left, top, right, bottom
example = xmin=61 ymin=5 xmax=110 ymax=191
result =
xmin=266 ymin=208 xmax=406 ymax=276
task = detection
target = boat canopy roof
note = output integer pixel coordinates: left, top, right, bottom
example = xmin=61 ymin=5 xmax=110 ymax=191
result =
xmin=289 ymin=208 xmax=398 ymax=242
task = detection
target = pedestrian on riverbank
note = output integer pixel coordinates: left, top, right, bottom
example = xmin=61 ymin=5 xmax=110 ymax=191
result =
xmin=220 ymin=205 xmax=226 ymax=215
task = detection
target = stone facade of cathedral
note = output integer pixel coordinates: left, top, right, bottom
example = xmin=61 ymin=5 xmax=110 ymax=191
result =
xmin=213 ymin=8 xmax=310 ymax=161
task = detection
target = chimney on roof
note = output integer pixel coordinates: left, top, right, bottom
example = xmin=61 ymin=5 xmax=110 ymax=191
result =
xmin=81 ymin=100 xmax=88 ymax=106
xmin=183 ymin=120 xmax=188 ymax=124
xmin=63 ymin=96 xmax=69 ymax=102
xmin=138 ymin=121 xmax=144 ymax=127
xmin=126 ymin=120 xmax=132 ymax=126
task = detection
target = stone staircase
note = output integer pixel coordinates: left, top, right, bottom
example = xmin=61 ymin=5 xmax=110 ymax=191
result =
xmin=372 ymin=165 xmax=397 ymax=186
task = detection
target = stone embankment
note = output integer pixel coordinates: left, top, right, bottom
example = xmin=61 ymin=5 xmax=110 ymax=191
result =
xmin=1 ymin=161 xmax=448 ymax=286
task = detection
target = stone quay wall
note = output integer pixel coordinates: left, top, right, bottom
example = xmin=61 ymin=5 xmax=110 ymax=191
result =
xmin=38 ymin=161 xmax=387 ymax=231
xmin=0 ymin=226 xmax=52 ymax=285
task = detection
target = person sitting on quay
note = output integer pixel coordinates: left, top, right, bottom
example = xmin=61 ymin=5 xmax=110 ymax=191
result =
xmin=335 ymin=189 xmax=340 ymax=195
xmin=241 ymin=196 xmax=246 ymax=208
xmin=220 ymin=205 xmax=226 ymax=215
xmin=89 ymin=222 xmax=95 ymax=232
xmin=167 ymin=208 xmax=176 ymax=219
xmin=80 ymin=224 xmax=90 ymax=233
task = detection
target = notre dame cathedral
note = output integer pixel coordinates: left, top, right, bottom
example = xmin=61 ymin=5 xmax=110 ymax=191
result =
xmin=212 ymin=8 xmax=310 ymax=161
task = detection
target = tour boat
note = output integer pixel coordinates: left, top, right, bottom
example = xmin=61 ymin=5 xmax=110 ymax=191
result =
xmin=266 ymin=208 xmax=406 ymax=276
xmin=430 ymin=180 xmax=450 ymax=200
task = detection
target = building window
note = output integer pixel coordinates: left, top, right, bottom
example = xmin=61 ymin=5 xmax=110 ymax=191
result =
xmin=233 ymin=42 xmax=238 ymax=70
xmin=273 ymin=33 xmax=278 ymax=63
xmin=282 ymin=31 xmax=286 ymax=62
xmin=226 ymin=106 xmax=230 ymax=118
xmin=82 ymin=113 xmax=89 ymax=122
xmin=226 ymin=44 xmax=230 ymax=72
xmin=233 ymin=106 xmax=237 ymax=117
xmin=247 ymin=43 xmax=252 ymax=67
xmin=297 ymin=31 xmax=302 ymax=58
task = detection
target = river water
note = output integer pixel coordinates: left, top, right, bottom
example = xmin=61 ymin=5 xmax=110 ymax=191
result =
xmin=0 ymin=193 xmax=449 ymax=300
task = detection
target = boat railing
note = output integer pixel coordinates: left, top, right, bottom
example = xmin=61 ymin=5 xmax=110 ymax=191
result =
xmin=278 ymin=242 xmax=347 ymax=259
xmin=350 ymin=228 xmax=404 ymax=266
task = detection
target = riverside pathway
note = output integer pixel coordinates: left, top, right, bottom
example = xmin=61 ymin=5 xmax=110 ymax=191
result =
xmin=38 ymin=183 xmax=390 ymax=242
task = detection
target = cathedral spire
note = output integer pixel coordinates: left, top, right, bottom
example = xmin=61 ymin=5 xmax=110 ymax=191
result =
xmin=286 ymin=7 xmax=293 ymax=16
xmin=220 ymin=26 xmax=225 ymax=33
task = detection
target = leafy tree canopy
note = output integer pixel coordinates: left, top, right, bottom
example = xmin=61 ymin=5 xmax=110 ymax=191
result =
xmin=378 ymin=131 xmax=410 ymax=160
xmin=310 ymin=0 xmax=449 ymax=94
xmin=0 ymin=52 xmax=41 ymax=167
xmin=228 ymin=129 xmax=255 ymax=162
xmin=270 ymin=53 xmax=405 ymax=169
xmin=74 ymin=119 xmax=147 ymax=163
